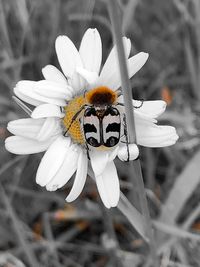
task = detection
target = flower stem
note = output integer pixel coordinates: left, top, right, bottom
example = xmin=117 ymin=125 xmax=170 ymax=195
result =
xmin=107 ymin=0 xmax=159 ymax=265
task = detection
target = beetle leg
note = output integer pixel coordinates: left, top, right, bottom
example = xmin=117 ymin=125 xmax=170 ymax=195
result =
xmin=123 ymin=114 xmax=130 ymax=162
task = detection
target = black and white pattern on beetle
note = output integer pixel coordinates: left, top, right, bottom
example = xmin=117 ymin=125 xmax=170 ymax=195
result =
xmin=83 ymin=106 xmax=121 ymax=148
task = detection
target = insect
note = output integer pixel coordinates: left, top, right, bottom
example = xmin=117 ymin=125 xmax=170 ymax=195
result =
xmin=64 ymin=86 xmax=121 ymax=148
xmin=83 ymin=105 xmax=121 ymax=148
xmin=63 ymin=86 xmax=143 ymax=155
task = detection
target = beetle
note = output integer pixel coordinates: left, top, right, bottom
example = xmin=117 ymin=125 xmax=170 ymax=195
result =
xmin=64 ymin=86 xmax=143 ymax=158
xmin=83 ymin=105 xmax=121 ymax=148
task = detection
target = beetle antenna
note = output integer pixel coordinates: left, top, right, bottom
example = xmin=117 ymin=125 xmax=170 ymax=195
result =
xmin=63 ymin=104 xmax=88 ymax=136
xmin=116 ymin=89 xmax=122 ymax=97
xmin=116 ymin=102 xmax=124 ymax=106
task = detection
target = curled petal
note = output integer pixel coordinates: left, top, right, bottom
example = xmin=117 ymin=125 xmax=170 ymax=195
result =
xmin=118 ymin=96 xmax=163 ymax=122
xmin=118 ymin=144 xmax=139 ymax=161
xmin=42 ymin=65 xmax=68 ymax=85
xmin=134 ymin=110 xmax=157 ymax=124
xmin=36 ymin=136 xmax=71 ymax=187
xmin=96 ymin=161 xmax=120 ymax=209
xmin=133 ymin=100 xmax=166 ymax=118
xmin=66 ymin=150 xmax=88 ymax=202
xmin=5 ymin=136 xmax=53 ymax=155
xmin=79 ymin=28 xmax=102 ymax=74
xmin=136 ymin=125 xmax=179 ymax=147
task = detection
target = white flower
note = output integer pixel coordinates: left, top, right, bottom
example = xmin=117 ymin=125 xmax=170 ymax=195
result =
xmin=5 ymin=28 xmax=179 ymax=209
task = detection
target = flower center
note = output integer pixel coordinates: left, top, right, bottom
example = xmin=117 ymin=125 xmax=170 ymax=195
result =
xmin=63 ymin=96 xmax=86 ymax=144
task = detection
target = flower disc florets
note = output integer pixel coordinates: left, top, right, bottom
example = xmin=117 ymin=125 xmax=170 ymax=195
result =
xmin=63 ymin=95 xmax=86 ymax=144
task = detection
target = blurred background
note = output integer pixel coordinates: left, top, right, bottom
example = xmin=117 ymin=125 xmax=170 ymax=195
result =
xmin=0 ymin=0 xmax=200 ymax=266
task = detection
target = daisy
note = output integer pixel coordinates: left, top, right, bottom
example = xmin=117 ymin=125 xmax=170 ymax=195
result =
xmin=5 ymin=28 xmax=178 ymax=209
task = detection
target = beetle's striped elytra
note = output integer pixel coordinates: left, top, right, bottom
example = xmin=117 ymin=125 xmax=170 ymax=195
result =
xmin=63 ymin=86 xmax=121 ymax=149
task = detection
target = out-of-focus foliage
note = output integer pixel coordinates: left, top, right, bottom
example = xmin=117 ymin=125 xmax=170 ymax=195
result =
xmin=0 ymin=0 xmax=200 ymax=266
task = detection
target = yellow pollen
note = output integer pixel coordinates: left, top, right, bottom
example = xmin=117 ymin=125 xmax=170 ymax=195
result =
xmin=63 ymin=96 xmax=86 ymax=144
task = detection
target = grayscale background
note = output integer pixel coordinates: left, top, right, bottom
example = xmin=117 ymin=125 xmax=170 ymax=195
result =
xmin=0 ymin=0 xmax=199 ymax=266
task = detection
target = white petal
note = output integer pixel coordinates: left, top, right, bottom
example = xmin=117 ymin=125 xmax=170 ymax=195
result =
xmin=66 ymin=151 xmax=88 ymax=202
xmin=90 ymin=150 xmax=109 ymax=176
xmin=36 ymin=117 xmax=62 ymax=141
xmin=55 ymin=35 xmax=83 ymax=78
xmin=79 ymin=28 xmax=102 ymax=74
xmin=34 ymin=80 xmax=72 ymax=100
xmin=42 ymin=65 xmax=68 ymax=85
xmin=98 ymin=51 xmax=148 ymax=90
xmin=118 ymin=144 xmax=139 ymax=161
xmin=36 ymin=136 xmax=71 ymax=186
xmin=133 ymin=100 xmax=167 ymax=118
xmin=98 ymin=37 xmax=131 ymax=89
xmin=119 ymin=95 xmax=167 ymax=119
xmin=76 ymin=67 xmax=98 ymax=85
xmin=108 ymin=146 xmax=119 ymax=161
xmin=95 ymin=175 xmax=111 ymax=209
xmin=46 ymin=144 xmax=79 ymax=191
xmin=127 ymin=52 xmax=149 ymax=80
xmin=16 ymin=81 xmax=66 ymax=106
xmin=136 ymin=125 xmax=179 ymax=147
xmin=7 ymin=118 xmax=44 ymax=139
xmin=5 ymin=136 xmax=53 ymax=154
xmin=135 ymin=110 xmax=157 ymax=124
xmin=96 ymin=161 xmax=120 ymax=208
xmin=31 ymin=104 xmax=64 ymax=119
xmin=14 ymin=86 xmax=42 ymax=106
xmin=68 ymin=71 xmax=85 ymax=94
xmin=117 ymin=96 xmax=158 ymax=123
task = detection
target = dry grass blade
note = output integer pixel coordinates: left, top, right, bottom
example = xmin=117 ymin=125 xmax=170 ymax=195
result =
xmin=0 ymin=185 xmax=39 ymax=267
xmin=153 ymin=220 xmax=200 ymax=241
xmin=0 ymin=156 xmax=25 ymax=180
xmin=159 ymin=149 xmax=200 ymax=225
xmin=12 ymin=96 xmax=32 ymax=116
xmin=122 ymin=0 xmax=139 ymax=33
xmin=118 ymin=192 xmax=147 ymax=242
xmin=0 ymin=0 xmax=13 ymax=57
